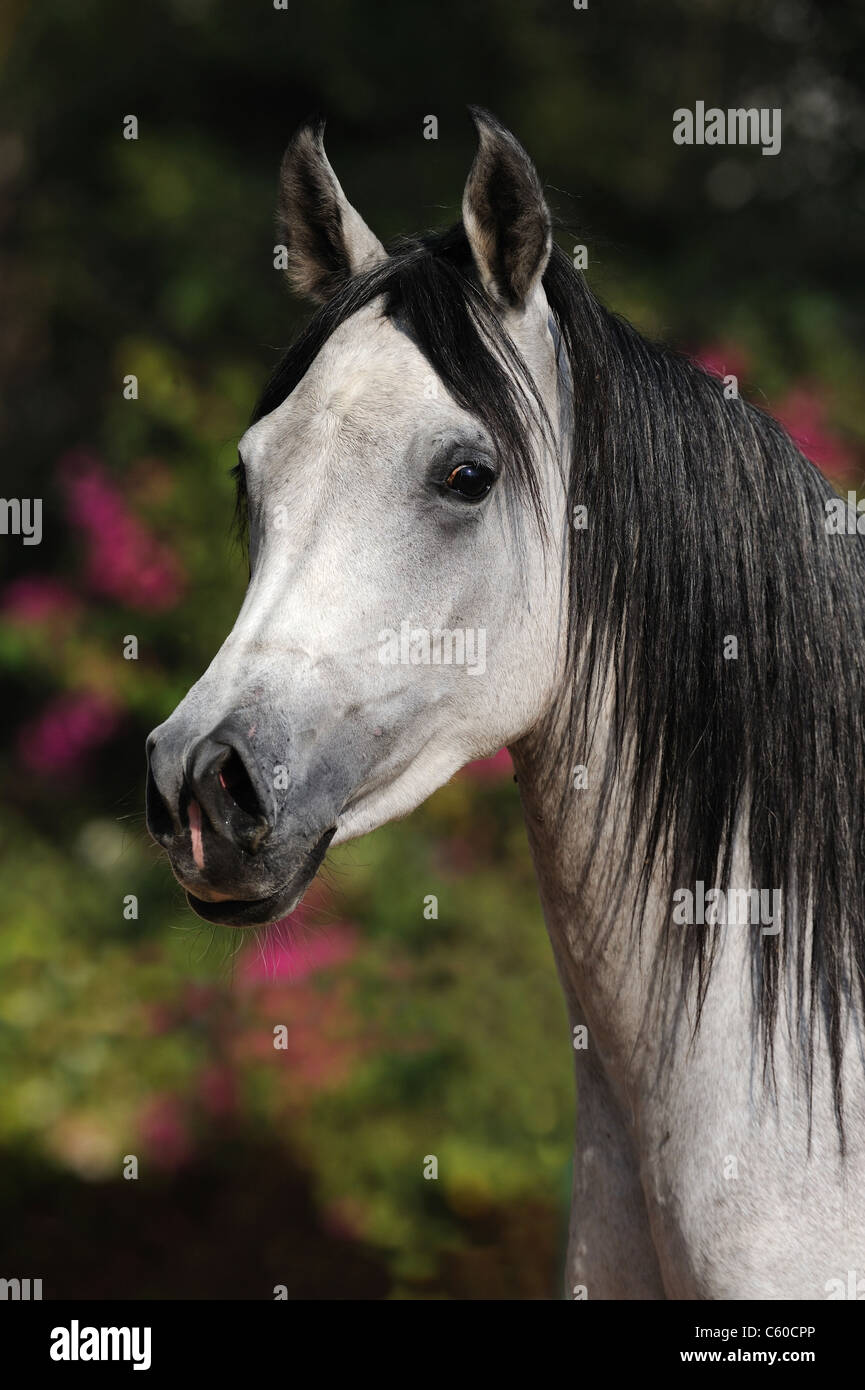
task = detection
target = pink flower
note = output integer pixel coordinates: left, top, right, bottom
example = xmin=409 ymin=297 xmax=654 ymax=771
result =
xmin=17 ymin=690 xmax=121 ymax=775
xmin=692 ymin=342 xmax=750 ymax=384
xmin=241 ymin=922 xmax=358 ymax=984
xmin=1 ymin=576 xmax=81 ymax=626
xmin=689 ymin=355 xmax=859 ymax=482
xmin=772 ymin=387 xmax=857 ymax=481
xmin=460 ymin=747 xmax=514 ymax=781
xmin=58 ymin=451 xmax=185 ymax=612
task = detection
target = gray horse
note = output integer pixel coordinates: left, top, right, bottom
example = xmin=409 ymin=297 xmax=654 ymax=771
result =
xmin=147 ymin=110 xmax=865 ymax=1299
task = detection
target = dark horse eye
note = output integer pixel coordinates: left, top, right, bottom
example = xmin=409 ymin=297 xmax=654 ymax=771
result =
xmin=445 ymin=462 xmax=495 ymax=500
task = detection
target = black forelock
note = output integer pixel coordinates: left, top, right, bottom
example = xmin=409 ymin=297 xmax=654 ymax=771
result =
xmin=249 ymin=224 xmax=552 ymax=532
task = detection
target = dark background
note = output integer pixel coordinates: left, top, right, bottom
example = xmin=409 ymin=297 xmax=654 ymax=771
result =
xmin=0 ymin=0 xmax=862 ymax=1298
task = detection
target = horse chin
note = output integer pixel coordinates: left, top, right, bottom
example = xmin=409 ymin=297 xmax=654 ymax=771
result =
xmin=184 ymin=882 xmax=304 ymax=928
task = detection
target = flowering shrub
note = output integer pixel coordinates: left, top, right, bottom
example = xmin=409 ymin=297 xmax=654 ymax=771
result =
xmin=695 ymin=342 xmax=860 ymax=484
xmin=1 ymin=0 xmax=862 ymax=1293
xmin=17 ymin=690 xmax=121 ymax=776
xmin=60 ymin=452 xmax=185 ymax=612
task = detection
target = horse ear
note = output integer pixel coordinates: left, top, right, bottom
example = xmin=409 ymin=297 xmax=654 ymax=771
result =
xmin=462 ymin=108 xmax=552 ymax=310
xmin=277 ymin=117 xmax=386 ymax=303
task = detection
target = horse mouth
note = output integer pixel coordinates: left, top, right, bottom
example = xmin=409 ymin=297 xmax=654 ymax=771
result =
xmin=185 ymin=885 xmax=301 ymax=927
xmin=182 ymin=826 xmax=336 ymax=927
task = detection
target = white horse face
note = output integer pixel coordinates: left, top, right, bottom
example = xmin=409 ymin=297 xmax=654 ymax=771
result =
xmin=146 ymin=112 xmax=566 ymax=925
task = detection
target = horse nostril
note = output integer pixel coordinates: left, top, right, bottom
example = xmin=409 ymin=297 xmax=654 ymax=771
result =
xmin=217 ymin=748 xmax=264 ymax=820
xmin=184 ymin=727 xmax=274 ymax=854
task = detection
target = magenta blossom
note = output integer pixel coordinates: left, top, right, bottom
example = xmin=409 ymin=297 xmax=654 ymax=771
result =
xmin=59 ymin=451 xmax=185 ymax=611
xmin=690 ymin=352 xmax=857 ymax=482
xmin=460 ymin=747 xmax=514 ymax=781
xmin=772 ymin=387 xmax=858 ymax=481
xmin=1 ymin=575 xmax=82 ymax=626
xmin=241 ymin=922 xmax=358 ymax=984
xmin=692 ymin=342 xmax=750 ymax=384
xmin=18 ymin=690 xmax=121 ymax=776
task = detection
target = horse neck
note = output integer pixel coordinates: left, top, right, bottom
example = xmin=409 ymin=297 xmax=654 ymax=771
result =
xmin=508 ymin=704 xmax=738 ymax=1108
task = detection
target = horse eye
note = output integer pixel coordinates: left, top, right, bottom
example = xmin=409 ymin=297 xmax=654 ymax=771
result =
xmin=445 ymin=462 xmax=495 ymax=501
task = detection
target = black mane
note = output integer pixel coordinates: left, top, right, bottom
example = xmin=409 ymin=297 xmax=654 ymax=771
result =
xmin=243 ymin=226 xmax=865 ymax=1135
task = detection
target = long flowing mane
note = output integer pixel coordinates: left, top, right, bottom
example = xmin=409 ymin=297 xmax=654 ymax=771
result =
xmin=240 ymin=225 xmax=865 ymax=1132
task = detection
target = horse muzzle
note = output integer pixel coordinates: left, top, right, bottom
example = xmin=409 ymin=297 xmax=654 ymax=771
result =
xmin=144 ymin=714 xmax=339 ymax=926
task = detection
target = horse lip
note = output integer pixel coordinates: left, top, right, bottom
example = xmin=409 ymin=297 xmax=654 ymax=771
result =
xmin=185 ymin=884 xmax=300 ymax=928
xmin=177 ymin=879 xmax=238 ymax=903
xmin=182 ymin=826 xmax=338 ymax=927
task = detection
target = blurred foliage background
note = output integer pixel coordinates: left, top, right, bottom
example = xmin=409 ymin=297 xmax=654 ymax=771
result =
xmin=0 ymin=0 xmax=863 ymax=1298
